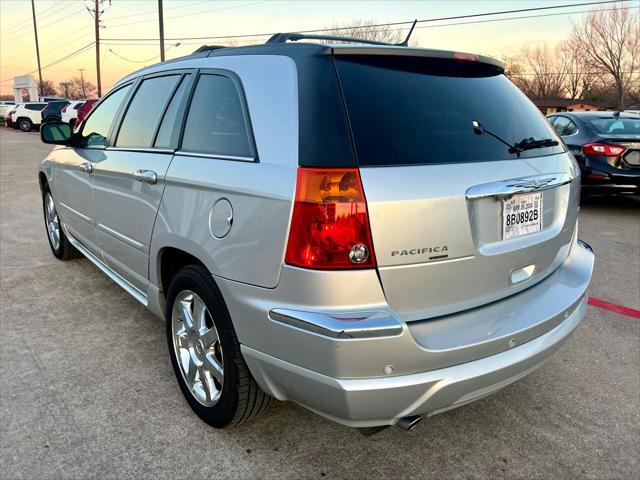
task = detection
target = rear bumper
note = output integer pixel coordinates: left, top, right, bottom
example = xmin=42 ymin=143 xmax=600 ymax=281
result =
xmin=243 ymin=296 xmax=586 ymax=427
xmin=221 ymin=239 xmax=594 ymax=427
xmin=581 ymin=157 xmax=640 ymax=195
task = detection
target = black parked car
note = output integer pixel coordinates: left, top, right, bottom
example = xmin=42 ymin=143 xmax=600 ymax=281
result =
xmin=41 ymin=100 xmax=70 ymax=124
xmin=547 ymin=112 xmax=639 ymax=195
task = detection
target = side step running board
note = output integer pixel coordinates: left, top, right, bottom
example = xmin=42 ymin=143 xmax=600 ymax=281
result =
xmin=66 ymin=230 xmax=148 ymax=306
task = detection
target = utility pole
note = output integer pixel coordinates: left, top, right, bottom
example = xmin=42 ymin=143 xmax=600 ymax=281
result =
xmin=30 ymin=0 xmax=43 ymax=98
xmin=86 ymin=0 xmax=110 ymax=97
xmin=158 ymin=0 xmax=165 ymax=62
xmin=60 ymin=82 xmax=72 ymax=99
xmin=78 ymin=69 xmax=87 ymax=98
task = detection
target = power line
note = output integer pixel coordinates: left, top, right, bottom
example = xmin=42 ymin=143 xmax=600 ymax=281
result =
xmin=101 ymin=0 xmax=631 ymax=42
xmin=20 ymin=42 xmax=96 ymax=77
xmin=1 ymin=3 xmax=81 ymax=43
xmin=108 ymin=43 xmax=181 ymax=63
xmin=104 ymin=0 xmax=210 ymax=22
xmin=104 ymin=0 xmax=268 ymax=29
xmin=0 ymin=0 xmax=62 ymax=37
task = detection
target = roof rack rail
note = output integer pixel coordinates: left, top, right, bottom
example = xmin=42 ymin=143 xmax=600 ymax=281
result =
xmin=266 ymin=32 xmax=392 ymax=47
xmin=266 ymin=21 xmax=418 ymax=47
xmin=192 ymin=45 xmax=226 ymax=54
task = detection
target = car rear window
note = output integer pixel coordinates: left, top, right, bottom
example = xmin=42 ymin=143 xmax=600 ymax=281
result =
xmin=334 ymin=55 xmax=564 ymax=166
xmin=586 ymin=117 xmax=640 ymax=135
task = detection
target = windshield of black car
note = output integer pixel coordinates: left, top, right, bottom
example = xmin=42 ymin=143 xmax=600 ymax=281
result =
xmin=587 ymin=117 xmax=640 ymax=135
xmin=334 ymin=55 xmax=565 ymax=166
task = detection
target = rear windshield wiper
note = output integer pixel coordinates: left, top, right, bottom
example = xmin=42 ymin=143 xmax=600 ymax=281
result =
xmin=510 ymin=137 xmax=559 ymax=154
xmin=472 ymin=120 xmax=558 ymax=157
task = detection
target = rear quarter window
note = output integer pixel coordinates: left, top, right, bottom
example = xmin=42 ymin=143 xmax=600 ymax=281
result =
xmin=180 ymin=73 xmax=254 ymax=159
xmin=334 ymin=55 xmax=565 ymax=166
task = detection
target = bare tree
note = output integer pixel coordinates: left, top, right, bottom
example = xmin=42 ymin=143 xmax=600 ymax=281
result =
xmin=58 ymin=77 xmax=97 ymax=100
xmin=501 ymin=55 xmax=535 ymax=96
xmin=29 ymin=79 xmax=57 ymax=97
xmin=569 ymin=5 xmax=639 ymax=110
xmin=520 ymin=44 xmax=569 ymax=99
xmin=559 ymin=41 xmax=582 ymax=100
xmin=322 ymin=19 xmax=408 ymax=45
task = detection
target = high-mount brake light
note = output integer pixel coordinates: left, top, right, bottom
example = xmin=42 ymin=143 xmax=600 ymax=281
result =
xmin=285 ymin=168 xmax=377 ymax=270
xmin=582 ymin=143 xmax=626 ymax=157
xmin=453 ymin=52 xmax=479 ymax=62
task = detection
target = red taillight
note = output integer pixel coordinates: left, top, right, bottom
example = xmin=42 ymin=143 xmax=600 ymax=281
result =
xmin=61 ymin=106 xmax=67 ymax=113
xmin=582 ymin=143 xmax=626 ymax=157
xmin=285 ymin=168 xmax=376 ymax=270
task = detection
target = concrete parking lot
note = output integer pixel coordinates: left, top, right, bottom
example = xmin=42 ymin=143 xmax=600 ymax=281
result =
xmin=1 ymin=127 xmax=638 ymax=480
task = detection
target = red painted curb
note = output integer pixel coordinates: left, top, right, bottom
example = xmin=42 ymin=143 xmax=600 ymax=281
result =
xmin=588 ymin=297 xmax=640 ymax=319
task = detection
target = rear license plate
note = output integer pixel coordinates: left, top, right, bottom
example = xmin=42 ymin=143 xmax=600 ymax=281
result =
xmin=502 ymin=192 xmax=543 ymax=240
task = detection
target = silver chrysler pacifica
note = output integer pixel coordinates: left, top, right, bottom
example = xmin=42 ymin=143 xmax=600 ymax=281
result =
xmin=38 ymin=33 xmax=594 ymax=433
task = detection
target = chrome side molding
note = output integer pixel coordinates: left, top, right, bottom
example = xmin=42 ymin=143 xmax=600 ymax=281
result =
xmin=269 ymin=309 xmax=403 ymax=339
xmin=465 ymin=173 xmax=573 ymax=200
xmin=65 ymin=227 xmax=148 ymax=306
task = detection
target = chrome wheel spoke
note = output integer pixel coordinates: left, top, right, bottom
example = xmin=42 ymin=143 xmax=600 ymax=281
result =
xmin=192 ymin=296 xmax=207 ymax=332
xmin=200 ymin=327 xmax=218 ymax=349
xmin=185 ymin=357 xmax=198 ymax=385
xmin=205 ymin=353 xmax=224 ymax=384
xmin=198 ymin=367 xmax=214 ymax=402
xmin=179 ymin=299 xmax=194 ymax=329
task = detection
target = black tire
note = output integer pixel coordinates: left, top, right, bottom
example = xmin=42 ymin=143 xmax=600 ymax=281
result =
xmin=42 ymin=186 xmax=81 ymax=260
xmin=165 ymin=264 xmax=271 ymax=428
xmin=17 ymin=118 xmax=32 ymax=132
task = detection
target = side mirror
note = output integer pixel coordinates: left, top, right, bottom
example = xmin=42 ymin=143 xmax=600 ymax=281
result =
xmin=41 ymin=122 xmax=73 ymax=145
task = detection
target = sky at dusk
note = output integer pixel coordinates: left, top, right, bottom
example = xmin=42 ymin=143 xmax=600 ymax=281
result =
xmin=0 ymin=0 xmax=636 ymax=96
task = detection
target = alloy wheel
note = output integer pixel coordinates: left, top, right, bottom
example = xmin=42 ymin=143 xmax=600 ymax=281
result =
xmin=44 ymin=192 xmax=60 ymax=251
xmin=171 ymin=290 xmax=224 ymax=407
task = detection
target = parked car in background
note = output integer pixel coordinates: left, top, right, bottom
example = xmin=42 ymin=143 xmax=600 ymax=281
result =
xmin=4 ymin=106 xmax=18 ymax=128
xmin=548 ymin=111 xmax=640 ymax=195
xmin=41 ymin=100 xmax=70 ymax=124
xmin=38 ymin=35 xmax=594 ymax=433
xmin=75 ymin=99 xmax=98 ymax=126
xmin=11 ymin=102 xmax=47 ymax=131
xmin=0 ymin=101 xmax=15 ymax=123
xmin=61 ymin=100 xmax=85 ymax=128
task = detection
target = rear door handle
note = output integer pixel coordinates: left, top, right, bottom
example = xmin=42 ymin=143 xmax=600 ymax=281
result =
xmin=80 ymin=162 xmax=93 ymax=173
xmin=133 ymin=169 xmax=157 ymax=184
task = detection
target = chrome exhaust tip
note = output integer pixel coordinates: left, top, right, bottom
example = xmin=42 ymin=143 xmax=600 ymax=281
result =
xmin=396 ymin=415 xmax=422 ymax=431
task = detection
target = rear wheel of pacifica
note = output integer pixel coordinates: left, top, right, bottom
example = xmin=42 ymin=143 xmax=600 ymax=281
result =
xmin=165 ymin=265 xmax=270 ymax=428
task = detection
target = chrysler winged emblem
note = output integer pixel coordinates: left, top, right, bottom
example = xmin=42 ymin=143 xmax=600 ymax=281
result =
xmin=507 ymin=177 xmax=555 ymax=189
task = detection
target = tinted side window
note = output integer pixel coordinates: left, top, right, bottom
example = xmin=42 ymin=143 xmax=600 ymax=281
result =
xmin=79 ymin=85 xmax=132 ymax=148
xmin=181 ymin=74 xmax=253 ymax=158
xmin=552 ymin=117 xmax=577 ymax=136
xmin=155 ymin=75 xmax=191 ymax=148
xmin=565 ymin=119 xmax=578 ymax=135
xmin=116 ymin=75 xmax=181 ymax=148
xmin=27 ymin=104 xmax=46 ymax=111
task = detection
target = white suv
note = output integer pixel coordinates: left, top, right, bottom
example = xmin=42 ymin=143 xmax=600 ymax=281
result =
xmin=61 ymin=100 xmax=85 ymax=127
xmin=11 ymin=102 xmax=47 ymax=131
